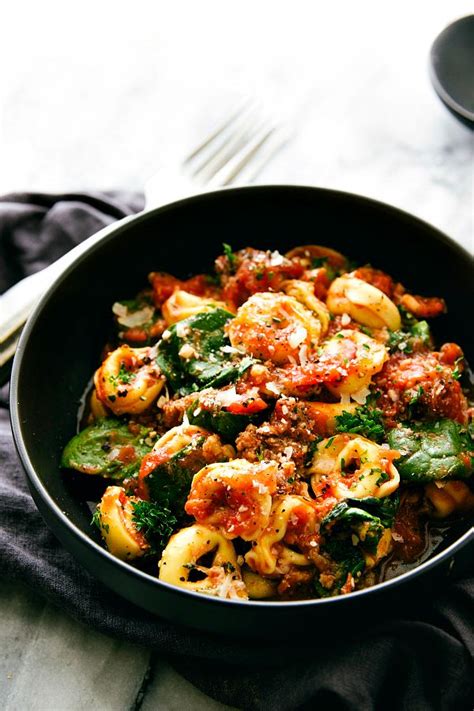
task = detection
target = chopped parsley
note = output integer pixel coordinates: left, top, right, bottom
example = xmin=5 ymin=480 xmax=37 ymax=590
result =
xmin=91 ymin=508 xmax=102 ymax=529
xmin=305 ymin=438 xmax=321 ymax=467
xmin=388 ymin=312 xmax=432 ymax=354
xmin=311 ymin=257 xmax=328 ymax=268
xmin=311 ymin=256 xmax=336 ymax=280
xmin=91 ymin=508 xmax=109 ymax=534
xmin=335 ymin=405 xmax=386 ymax=443
xmin=223 ymin=243 xmax=236 ymax=271
xmin=374 ymin=469 xmax=390 ymax=486
xmin=408 ymin=386 xmax=424 ymax=405
xmin=109 ymin=363 xmax=134 ymax=386
xmin=132 ymin=500 xmax=178 ymax=552
xmin=452 ymin=357 xmax=463 ymax=380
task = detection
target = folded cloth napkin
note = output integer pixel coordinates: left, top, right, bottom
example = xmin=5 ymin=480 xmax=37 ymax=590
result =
xmin=0 ymin=192 xmax=473 ymax=711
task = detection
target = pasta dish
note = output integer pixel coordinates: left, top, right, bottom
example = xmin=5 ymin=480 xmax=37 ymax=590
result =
xmin=61 ymin=244 xmax=474 ymax=601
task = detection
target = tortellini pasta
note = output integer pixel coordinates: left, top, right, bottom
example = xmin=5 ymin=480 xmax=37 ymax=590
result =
xmin=317 ymin=329 xmax=388 ymax=400
xmin=308 ymin=434 xmax=400 ymax=500
xmin=282 ymin=279 xmax=330 ymax=336
xmin=162 ymin=289 xmax=229 ymax=325
xmin=94 ymin=344 xmax=165 ymax=415
xmin=149 ymin=421 xmax=234 ymax=463
xmin=327 ymin=274 xmax=401 ymax=330
xmin=185 ymin=459 xmax=278 ymax=540
xmin=96 ymin=486 xmax=150 ymax=561
xmin=227 ymin=291 xmax=323 ymax=365
xmin=159 ymin=524 xmax=247 ymax=599
xmin=285 ymin=244 xmax=348 ymax=270
xmin=425 ymin=480 xmax=474 ymax=518
xmin=245 ymin=495 xmax=317 ymax=576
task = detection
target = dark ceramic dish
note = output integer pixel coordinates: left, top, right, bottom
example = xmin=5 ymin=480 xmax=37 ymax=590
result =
xmin=10 ymin=186 xmax=474 ymax=639
xmin=430 ymin=15 xmax=474 ymax=128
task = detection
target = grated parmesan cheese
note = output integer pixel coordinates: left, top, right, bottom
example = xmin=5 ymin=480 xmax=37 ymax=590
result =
xmin=269 ymin=250 xmax=284 ymax=266
xmin=289 ymin=326 xmax=307 ymax=350
xmin=176 ymin=322 xmax=191 ymax=338
xmin=214 ymin=386 xmax=238 ymax=408
xmin=299 ymin=344 xmax=308 ymax=366
xmin=220 ymin=345 xmax=242 ymax=354
xmin=351 ymin=385 xmax=371 ymax=405
xmin=112 ymin=302 xmax=154 ymax=328
xmin=179 ymin=343 xmax=198 ymax=359
xmin=266 ymin=382 xmax=281 ymax=395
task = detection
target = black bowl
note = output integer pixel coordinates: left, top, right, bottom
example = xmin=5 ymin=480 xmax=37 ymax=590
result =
xmin=430 ymin=15 xmax=474 ymax=128
xmin=10 ymin=186 xmax=474 ymax=639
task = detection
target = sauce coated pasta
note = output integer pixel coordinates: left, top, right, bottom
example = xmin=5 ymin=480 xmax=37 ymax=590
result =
xmin=61 ymin=244 xmax=474 ymax=601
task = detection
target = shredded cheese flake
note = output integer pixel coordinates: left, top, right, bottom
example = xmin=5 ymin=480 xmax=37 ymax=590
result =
xmin=289 ymin=326 xmax=307 ymax=350
xmin=351 ymin=385 xmax=371 ymax=405
xmin=214 ymin=386 xmax=238 ymax=408
xmin=266 ymin=382 xmax=281 ymax=395
xmin=112 ymin=303 xmax=155 ymax=328
xmin=179 ymin=344 xmax=198 ymax=360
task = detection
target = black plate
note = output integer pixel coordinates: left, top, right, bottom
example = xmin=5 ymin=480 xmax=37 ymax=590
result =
xmin=10 ymin=186 xmax=474 ymax=639
xmin=430 ymin=15 xmax=474 ymax=127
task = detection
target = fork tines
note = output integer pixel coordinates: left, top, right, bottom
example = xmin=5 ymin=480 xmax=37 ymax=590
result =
xmin=184 ymin=100 xmax=290 ymax=187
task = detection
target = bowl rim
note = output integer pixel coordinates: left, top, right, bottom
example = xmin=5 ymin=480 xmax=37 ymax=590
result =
xmin=10 ymin=184 xmax=474 ymax=611
xmin=429 ymin=14 xmax=474 ymax=124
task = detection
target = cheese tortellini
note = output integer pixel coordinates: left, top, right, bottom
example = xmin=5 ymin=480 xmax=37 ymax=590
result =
xmin=94 ymin=344 xmax=165 ymax=415
xmin=162 ymin=289 xmax=229 ymax=325
xmin=282 ymin=280 xmax=330 ymax=336
xmin=317 ymin=329 xmax=388 ymax=400
xmin=327 ymin=274 xmax=401 ymax=330
xmin=159 ymin=524 xmax=247 ymax=599
xmin=245 ymin=495 xmax=317 ymax=576
xmin=96 ymin=486 xmax=150 ymax=561
xmin=308 ymin=434 xmax=400 ymax=500
xmin=185 ymin=459 xmax=278 ymax=540
xmin=227 ymin=291 xmax=323 ymax=365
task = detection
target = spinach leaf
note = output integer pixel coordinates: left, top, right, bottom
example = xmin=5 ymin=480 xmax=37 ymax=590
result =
xmin=321 ymin=501 xmax=385 ymax=554
xmin=388 ymin=312 xmax=431 ymax=354
xmin=156 ymin=308 xmax=253 ymax=395
xmin=61 ymin=418 xmax=153 ymax=479
xmin=187 ymin=401 xmax=261 ymax=443
xmin=387 ymin=419 xmax=473 ymax=484
xmin=144 ymin=438 xmax=207 ymax=515
xmin=314 ymin=539 xmax=365 ymax=598
xmin=347 ymin=492 xmax=400 ymax=527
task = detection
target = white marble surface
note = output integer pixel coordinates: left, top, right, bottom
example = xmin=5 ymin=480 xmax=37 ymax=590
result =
xmin=1 ymin=1 xmax=473 ymax=709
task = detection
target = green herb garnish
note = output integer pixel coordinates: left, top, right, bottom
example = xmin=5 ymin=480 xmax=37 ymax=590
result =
xmin=132 ymin=500 xmax=177 ymax=552
xmin=223 ymin=243 xmax=236 ymax=270
xmin=335 ymin=404 xmax=386 ymax=443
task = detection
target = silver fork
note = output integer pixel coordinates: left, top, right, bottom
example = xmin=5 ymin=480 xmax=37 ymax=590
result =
xmin=0 ymin=102 xmax=290 ymax=378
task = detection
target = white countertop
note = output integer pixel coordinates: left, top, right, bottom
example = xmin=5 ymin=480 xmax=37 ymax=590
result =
xmin=1 ymin=1 xmax=473 ymax=709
